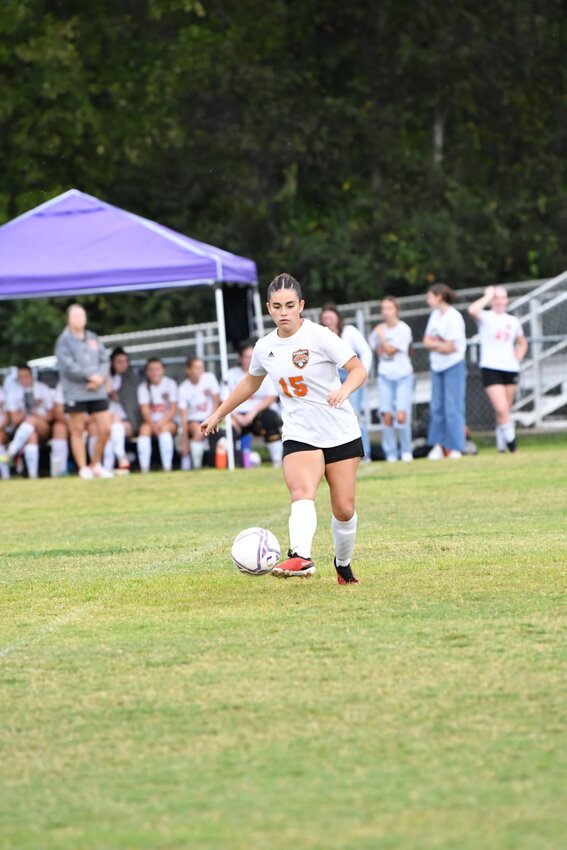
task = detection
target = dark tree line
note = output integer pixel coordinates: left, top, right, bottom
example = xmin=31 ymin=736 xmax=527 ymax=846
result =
xmin=1 ymin=0 xmax=565 ymax=361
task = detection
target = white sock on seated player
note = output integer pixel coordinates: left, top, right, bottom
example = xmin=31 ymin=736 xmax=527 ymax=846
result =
xmin=190 ymin=440 xmax=205 ymax=470
xmin=158 ymin=431 xmax=174 ymax=471
xmin=332 ymin=513 xmax=357 ymax=567
xmin=267 ymin=440 xmax=283 ymax=467
xmin=103 ymin=439 xmax=115 ymax=471
xmin=0 ymin=445 xmax=10 ymax=479
xmin=9 ymin=421 xmax=35 ymax=456
xmin=23 ymin=443 xmax=39 ymax=478
xmin=111 ymin=421 xmax=126 ymax=461
xmin=137 ymin=435 xmax=152 ymax=472
xmin=289 ymin=499 xmax=317 ymax=558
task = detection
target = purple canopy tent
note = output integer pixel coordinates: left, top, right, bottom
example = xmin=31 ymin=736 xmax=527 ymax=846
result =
xmin=0 ymin=188 xmax=264 ymax=469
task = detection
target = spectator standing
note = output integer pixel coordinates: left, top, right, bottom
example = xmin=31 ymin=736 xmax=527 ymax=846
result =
xmin=137 ymin=358 xmax=178 ymax=472
xmin=369 ymin=297 xmax=414 ymax=462
xmin=226 ymin=341 xmax=283 ymax=468
xmin=320 ymin=306 xmax=372 ymax=459
xmin=468 ymin=286 xmax=527 ymax=452
xmin=55 ymin=304 xmax=112 ymax=479
xmin=178 ymin=357 xmax=220 ymax=469
xmin=423 ymin=284 xmax=467 ymax=459
xmin=0 ymin=365 xmax=54 ymax=478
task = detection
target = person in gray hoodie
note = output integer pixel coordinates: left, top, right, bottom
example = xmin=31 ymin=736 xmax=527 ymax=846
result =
xmin=55 ymin=304 xmax=112 ymax=479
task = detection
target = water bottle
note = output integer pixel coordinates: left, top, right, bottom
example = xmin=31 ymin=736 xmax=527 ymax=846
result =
xmin=215 ymin=438 xmax=228 ymax=469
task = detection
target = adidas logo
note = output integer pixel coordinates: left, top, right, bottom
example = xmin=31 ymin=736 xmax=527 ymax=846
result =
xmin=268 ymin=351 xmax=274 ymax=358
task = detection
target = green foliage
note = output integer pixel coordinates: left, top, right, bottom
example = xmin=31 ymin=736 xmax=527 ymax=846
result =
xmin=1 ymin=1 xmax=566 ymax=360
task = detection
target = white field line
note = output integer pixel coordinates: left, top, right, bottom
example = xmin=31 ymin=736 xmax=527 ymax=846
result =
xmin=0 ymin=509 xmax=289 ymax=660
xmin=0 ymin=605 xmax=92 ymax=661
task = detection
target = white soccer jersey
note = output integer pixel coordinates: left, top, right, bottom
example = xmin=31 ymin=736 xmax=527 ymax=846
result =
xmin=249 ymin=319 xmax=361 ymax=447
xmin=53 ymin=382 xmax=64 ymax=406
xmin=137 ymin=376 xmax=178 ymax=422
xmin=0 ymin=387 xmax=6 ymax=427
xmin=369 ymin=321 xmax=413 ymax=380
xmin=7 ymin=380 xmax=54 ymax=417
xmin=478 ymin=310 xmax=523 ymax=372
xmin=226 ymin=366 xmax=278 ymax=415
xmin=424 ymin=307 xmax=466 ymax=372
xmin=178 ymin=372 xmax=220 ymax=421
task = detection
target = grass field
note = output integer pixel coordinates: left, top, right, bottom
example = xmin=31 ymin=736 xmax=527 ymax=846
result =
xmin=1 ymin=439 xmax=566 ymax=850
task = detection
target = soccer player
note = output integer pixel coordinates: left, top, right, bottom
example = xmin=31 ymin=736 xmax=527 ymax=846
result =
xmin=319 ymin=306 xmax=373 ymax=459
xmin=0 ymin=365 xmax=54 ymax=478
xmin=468 ymin=285 xmax=527 ymax=452
xmin=226 ymin=341 xmax=283 ymax=468
xmin=137 ymin=358 xmax=178 ymax=473
xmin=423 ymin=284 xmax=467 ymax=459
xmin=55 ymin=304 xmax=113 ymax=479
xmin=103 ymin=348 xmax=141 ymax=473
xmin=369 ymin=297 xmax=414 ymax=462
xmin=201 ymin=273 xmax=368 ymax=584
xmin=178 ymin=357 xmax=220 ymax=469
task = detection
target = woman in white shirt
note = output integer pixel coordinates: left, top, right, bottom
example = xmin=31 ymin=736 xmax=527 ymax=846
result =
xmin=369 ymin=297 xmax=414 ymax=462
xmin=137 ymin=358 xmax=178 ymax=473
xmin=423 ymin=284 xmax=467 ymax=459
xmin=468 ymin=286 xmax=527 ymax=452
xmin=202 ymin=273 xmax=367 ymax=585
xmin=178 ymin=357 xmax=220 ymax=469
xmin=320 ymin=305 xmax=373 ymax=459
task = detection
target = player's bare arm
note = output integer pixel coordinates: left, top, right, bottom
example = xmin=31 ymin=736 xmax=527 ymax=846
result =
xmin=327 ymin=356 xmax=367 ymax=408
xmin=201 ymin=373 xmax=265 ymax=435
xmin=468 ymin=286 xmax=495 ymax=321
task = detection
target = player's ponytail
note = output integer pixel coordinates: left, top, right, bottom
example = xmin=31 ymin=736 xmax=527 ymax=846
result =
xmin=267 ymin=273 xmax=303 ymax=302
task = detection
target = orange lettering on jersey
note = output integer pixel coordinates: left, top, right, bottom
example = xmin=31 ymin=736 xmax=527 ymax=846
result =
xmin=279 ymin=376 xmax=308 ymax=398
xmin=292 ymin=349 xmax=310 ymax=369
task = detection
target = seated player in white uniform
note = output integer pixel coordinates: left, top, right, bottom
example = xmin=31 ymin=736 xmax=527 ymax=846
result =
xmin=177 ymin=357 xmax=220 ymax=469
xmin=0 ymin=365 xmax=54 ymax=478
xmin=468 ymin=285 xmax=528 ymax=452
xmin=202 ymin=273 xmax=368 ymax=585
xmin=100 ymin=348 xmax=139 ymax=473
xmin=0 ymin=383 xmax=10 ymax=480
xmin=227 ymin=340 xmax=283 ymax=468
xmin=137 ymin=358 xmax=178 ymax=473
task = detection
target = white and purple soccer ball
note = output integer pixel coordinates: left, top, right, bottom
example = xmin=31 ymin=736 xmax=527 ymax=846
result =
xmin=231 ymin=527 xmax=281 ymax=576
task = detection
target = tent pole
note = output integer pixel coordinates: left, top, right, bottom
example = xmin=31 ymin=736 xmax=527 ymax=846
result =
xmin=215 ymin=285 xmax=235 ymax=470
xmin=252 ymin=288 xmax=265 ymax=337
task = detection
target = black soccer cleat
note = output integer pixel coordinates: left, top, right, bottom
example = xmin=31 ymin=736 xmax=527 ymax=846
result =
xmin=506 ymin=438 xmax=517 ymax=453
xmin=334 ymin=558 xmax=359 ymax=585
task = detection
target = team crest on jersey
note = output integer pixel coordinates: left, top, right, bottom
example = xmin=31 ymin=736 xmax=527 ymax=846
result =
xmin=292 ymin=349 xmax=310 ymax=369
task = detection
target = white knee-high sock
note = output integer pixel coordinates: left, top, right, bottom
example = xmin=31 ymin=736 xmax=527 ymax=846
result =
xmin=502 ymin=420 xmax=515 ymax=443
xmin=495 ymin=424 xmax=506 ymax=452
xmin=50 ymin=439 xmax=68 ymax=476
xmin=103 ymin=439 xmax=115 ymax=471
xmin=88 ymin=435 xmax=97 ymax=462
xmin=111 ymin=421 xmax=126 ymax=460
xmin=24 ymin=443 xmax=39 ymax=479
xmin=190 ymin=440 xmax=205 ymax=470
xmin=288 ymin=499 xmax=317 ymax=558
xmin=267 ymin=440 xmax=283 ymax=466
xmin=158 ymin=431 xmax=174 ymax=471
xmin=332 ymin=512 xmax=358 ymax=567
xmin=9 ymin=421 xmax=34 ymax=456
xmin=137 ymin=435 xmax=152 ymax=472
xmin=0 ymin=444 xmax=10 ymax=479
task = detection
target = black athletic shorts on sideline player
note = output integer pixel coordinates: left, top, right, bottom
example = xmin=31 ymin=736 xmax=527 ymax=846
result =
xmin=64 ymin=399 xmax=109 ymax=414
xmin=481 ymin=368 xmax=519 ymax=388
xmin=282 ymin=436 xmax=364 ymax=464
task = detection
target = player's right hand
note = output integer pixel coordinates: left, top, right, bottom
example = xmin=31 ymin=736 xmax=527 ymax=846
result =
xmin=484 ymin=285 xmax=495 ymax=301
xmin=201 ymin=415 xmax=219 ymax=436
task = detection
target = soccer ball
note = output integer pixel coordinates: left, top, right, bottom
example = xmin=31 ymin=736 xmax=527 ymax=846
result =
xmin=231 ymin=527 xmax=281 ymax=576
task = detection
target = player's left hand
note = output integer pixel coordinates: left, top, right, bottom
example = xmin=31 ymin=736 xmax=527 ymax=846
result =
xmin=327 ymin=388 xmax=348 ymax=408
